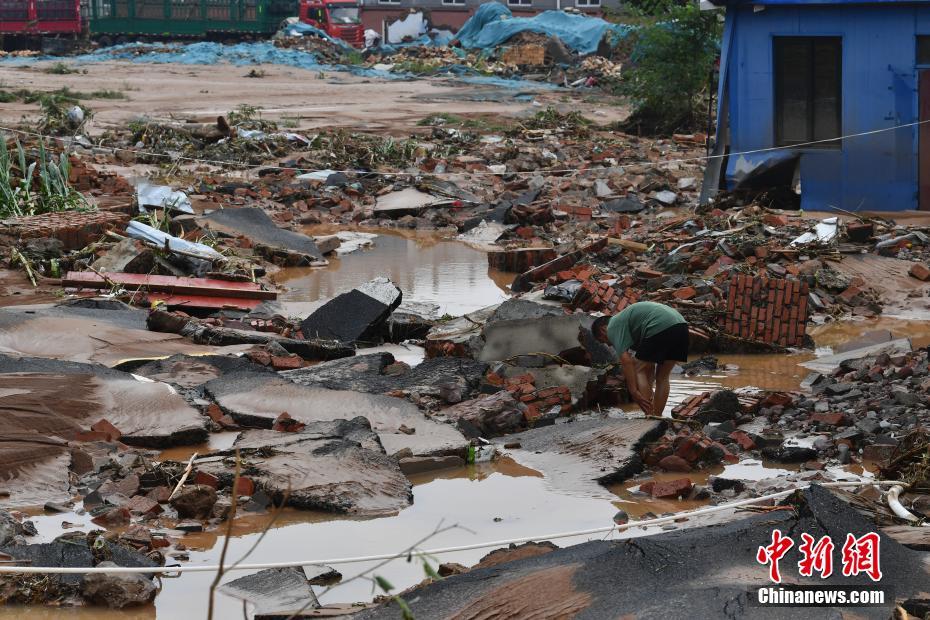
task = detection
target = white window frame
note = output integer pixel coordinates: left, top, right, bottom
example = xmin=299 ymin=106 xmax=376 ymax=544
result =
xmin=442 ymin=0 xmax=465 ymax=5
xmin=507 ymin=0 xmax=532 ymax=6
xmin=378 ymin=0 xmax=400 ymax=5
xmin=576 ymin=0 xmax=601 ymax=6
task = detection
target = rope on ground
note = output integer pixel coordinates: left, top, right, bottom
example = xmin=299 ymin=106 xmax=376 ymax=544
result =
xmin=0 ymin=479 xmax=904 ymax=575
xmin=1 ymin=118 xmax=930 ymax=179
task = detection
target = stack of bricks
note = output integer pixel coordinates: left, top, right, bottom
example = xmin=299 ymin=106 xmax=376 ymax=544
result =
xmin=543 ymin=264 xmax=642 ymax=314
xmin=488 ymin=372 xmax=573 ymax=421
xmin=720 ymin=274 xmax=809 ymax=348
xmin=3 ymin=210 xmax=129 ymax=251
xmin=487 ymin=247 xmax=558 ymax=273
xmin=671 ymin=389 xmax=763 ymax=421
xmin=68 ymin=156 xmax=134 ymax=198
xmin=501 ymin=44 xmax=546 ymax=66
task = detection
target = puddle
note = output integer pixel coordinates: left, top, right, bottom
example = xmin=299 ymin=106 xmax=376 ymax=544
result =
xmin=274 ymin=229 xmax=514 ymax=315
xmin=809 ymin=316 xmax=930 ymax=351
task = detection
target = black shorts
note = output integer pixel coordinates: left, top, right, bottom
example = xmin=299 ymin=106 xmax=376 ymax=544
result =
xmin=634 ymin=323 xmax=689 ymax=364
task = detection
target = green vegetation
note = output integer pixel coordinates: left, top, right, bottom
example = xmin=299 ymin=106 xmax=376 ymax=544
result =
xmin=620 ymin=3 xmax=721 ymax=135
xmin=0 ymin=140 xmax=89 ymax=218
xmin=87 ymin=89 xmax=126 ymax=100
xmin=42 ymin=62 xmax=78 ymax=75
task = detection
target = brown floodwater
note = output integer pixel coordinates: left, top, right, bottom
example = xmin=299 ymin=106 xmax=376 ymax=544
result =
xmin=273 ymin=228 xmax=514 ymax=315
xmin=6 ymin=237 xmax=930 ymax=618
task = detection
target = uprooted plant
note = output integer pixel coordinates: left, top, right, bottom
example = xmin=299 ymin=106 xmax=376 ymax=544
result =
xmin=0 ymin=139 xmax=90 ymax=218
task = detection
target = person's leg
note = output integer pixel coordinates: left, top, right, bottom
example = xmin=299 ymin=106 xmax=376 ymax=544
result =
xmin=653 ymin=360 xmax=677 ymax=417
xmin=635 ymin=359 xmax=656 ymax=409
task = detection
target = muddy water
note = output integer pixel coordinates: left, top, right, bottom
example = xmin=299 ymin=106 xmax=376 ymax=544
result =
xmin=8 ymin=241 xmax=930 ymax=617
xmin=274 ymin=229 xmax=514 ymax=315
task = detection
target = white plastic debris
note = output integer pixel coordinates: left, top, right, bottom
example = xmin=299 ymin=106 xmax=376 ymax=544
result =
xmin=66 ymin=106 xmax=84 ymax=127
xmin=296 ymin=169 xmax=339 ymax=182
xmin=126 ymin=220 xmax=223 ymax=262
xmin=790 ymin=217 xmax=838 ymax=246
xmin=654 ymin=190 xmax=678 ymax=205
xmin=136 ymin=182 xmax=193 ymax=214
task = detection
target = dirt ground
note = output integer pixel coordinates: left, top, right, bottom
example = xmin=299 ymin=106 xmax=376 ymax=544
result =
xmin=0 ymin=60 xmax=629 ymax=134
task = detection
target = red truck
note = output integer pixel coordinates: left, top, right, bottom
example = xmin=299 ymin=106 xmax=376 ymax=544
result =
xmin=298 ymin=0 xmax=364 ymax=48
xmin=0 ymin=0 xmax=82 ymax=47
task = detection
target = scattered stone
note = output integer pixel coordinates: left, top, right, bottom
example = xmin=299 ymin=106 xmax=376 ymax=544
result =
xmin=81 ymin=561 xmax=157 ymax=608
xmin=169 ymin=485 xmax=217 ymax=519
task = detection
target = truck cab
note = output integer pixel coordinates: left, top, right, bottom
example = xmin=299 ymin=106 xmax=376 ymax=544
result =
xmin=299 ymin=0 xmax=364 ymax=48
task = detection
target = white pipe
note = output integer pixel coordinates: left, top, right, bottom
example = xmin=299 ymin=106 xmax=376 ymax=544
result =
xmin=0 ymin=480 xmax=902 ymax=575
xmin=886 ymin=485 xmax=929 ymax=525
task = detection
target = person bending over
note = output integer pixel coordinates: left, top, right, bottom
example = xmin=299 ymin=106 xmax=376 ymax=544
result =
xmin=592 ymin=301 xmax=689 ymax=417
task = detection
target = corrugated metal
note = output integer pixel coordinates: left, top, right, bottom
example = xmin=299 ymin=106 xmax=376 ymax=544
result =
xmin=718 ymin=3 xmax=930 ymax=211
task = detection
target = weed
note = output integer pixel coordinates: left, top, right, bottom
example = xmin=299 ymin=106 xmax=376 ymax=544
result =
xmin=244 ymin=69 xmax=267 ymax=78
xmin=0 ymin=139 xmax=90 ymax=219
xmin=43 ymin=62 xmax=77 ymax=75
xmin=87 ymin=89 xmax=126 ymax=100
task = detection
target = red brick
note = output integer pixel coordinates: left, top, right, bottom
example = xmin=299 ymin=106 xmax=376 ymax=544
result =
xmin=270 ymin=355 xmax=303 ymax=370
xmin=90 ymin=419 xmax=121 ymax=441
xmin=728 ymin=431 xmax=756 ymax=451
xmin=273 ymin=411 xmax=305 ymax=432
xmin=910 ymin=263 xmax=930 ymax=281
xmin=126 ymin=495 xmax=163 ymax=516
xmin=811 ymin=412 xmax=846 ymax=426
xmin=657 ymin=455 xmax=691 ymax=472
xmin=673 ymin=286 xmax=697 ymax=300
xmin=235 ymin=477 xmax=255 ymax=497
xmin=763 ymin=214 xmax=789 ymax=227
xmin=642 ymin=477 xmax=693 ymax=499
xmin=193 ymin=471 xmax=220 ymax=489
xmin=635 ymin=267 xmax=664 ymax=280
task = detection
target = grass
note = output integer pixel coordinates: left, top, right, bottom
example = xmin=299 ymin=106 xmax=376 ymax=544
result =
xmin=87 ymin=89 xmax=126 ymax=99
xmin=43 ymin=62 xmax=78 ymax=75
xmin=0 ymin=139 xmax=90 ymax=219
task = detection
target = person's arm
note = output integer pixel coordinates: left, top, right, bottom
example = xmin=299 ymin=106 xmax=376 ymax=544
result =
xmin=620 ymin=350 xmax=652 ymax=414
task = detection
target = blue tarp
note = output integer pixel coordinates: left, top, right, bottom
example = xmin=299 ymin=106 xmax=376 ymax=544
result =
xmin=455 ymin=3 xmax=630 ymax=55
xmin=282 ymin=21 xmax=355 ymax=50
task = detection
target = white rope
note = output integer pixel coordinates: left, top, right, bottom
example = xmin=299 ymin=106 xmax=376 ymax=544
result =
xmin=0 ymin=479 xmax=902 ymax=575
xmin=1 ymin=117 xmax=929 ymax=179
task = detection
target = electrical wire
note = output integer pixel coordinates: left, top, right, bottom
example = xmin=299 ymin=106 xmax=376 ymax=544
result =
xmin=0 ymin=479 xmax=903 ymax=575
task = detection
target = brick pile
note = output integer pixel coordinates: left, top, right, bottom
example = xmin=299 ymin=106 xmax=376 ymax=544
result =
xmin=502 ymin=43 xmax=546 ymax=66
xmin=487 ymin=247 xmax=558 ymax=273
xmin=671 ymin=389 xmax=762 ymax=421
xmin=643 ymin=428 xmax=738 ymax=468
xmin=543 ymin=263 xmax=642 ymax=314
xmin=719 ymin=274 xmax=809 ymax=347
xmin=3 ymin=210 xmax=129 ymax=250
xmin=487 ymin=372 xmax=573 ymax=421
xmin=68 ymin=156 xmax=134 ymax=198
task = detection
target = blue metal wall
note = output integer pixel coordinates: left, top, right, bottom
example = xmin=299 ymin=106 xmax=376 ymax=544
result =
xmin=723 ymin=4 xmax=930 ymax=211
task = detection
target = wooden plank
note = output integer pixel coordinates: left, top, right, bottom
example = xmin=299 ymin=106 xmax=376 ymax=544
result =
xmin=62 ymin=271 xmax=276 ymax=300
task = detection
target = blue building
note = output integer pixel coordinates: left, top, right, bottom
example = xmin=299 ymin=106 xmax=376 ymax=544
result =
xmin=705 ymin=0 xmax=930 ymax=211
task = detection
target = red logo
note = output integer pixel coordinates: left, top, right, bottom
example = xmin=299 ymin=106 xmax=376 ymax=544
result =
xmin=757 ymin=531 xmax=882 ymax=583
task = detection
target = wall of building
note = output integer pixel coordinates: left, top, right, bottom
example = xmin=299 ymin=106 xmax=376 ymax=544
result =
xmin=723 ymin=4 xmax=930 ymax=211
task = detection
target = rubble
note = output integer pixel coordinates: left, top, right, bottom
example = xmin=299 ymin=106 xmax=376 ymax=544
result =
xmin=194 ymin=418 xmax=413 ymax=515
xmin=200 ymin=207 xmax=327 ymax=266
xmin=300 ymin=277 xmax=402 ymax=345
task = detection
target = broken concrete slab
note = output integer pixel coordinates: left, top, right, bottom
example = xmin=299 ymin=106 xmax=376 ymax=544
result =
xmin=281 ymin=353 xmax=487 ymax=400
xmin=0 ymin=433 xmax=72 ymax=506
xmin=800 ymin=338 xmax=912 ymax=374
xmin=0 ymin=302 xmax=245 ymax=366
xmin=200 ymin=207 xmax=326 ymax=266
xmin=124 ymin=353 xmax=274 ymax=389
xmin=299 ymin=277 xmax=402 ymax=345
xmin=496 ymin=415 xmax=663 ymax=494
xmin=478 ymin=314 xmax=591 ymax=364
xmin=200 ymin=418 xmax=412 ymax=515
xmin=373 ymin=187 xmax=439 ymax=216
xmin=425 ymin=304 xmax=498 ymax=358
xmin=441 ymin=390 xmax=525 ymax=438
xmin=355 ymin=485 xmax=928 ymax=620
xmin=220 ymin=567 xmax=319 ymax=619
xmin=205 ymin=372 xmax=468 ymax=457
xmin=0 ymin=354 xmax=208 ymax=449
xmin=147 ymin=310 xmax=353 ymax=361
xmin=90 ymin=238 xmax=154 ymax=274
xmin=0 ymin=536 xmax=157 ymax=590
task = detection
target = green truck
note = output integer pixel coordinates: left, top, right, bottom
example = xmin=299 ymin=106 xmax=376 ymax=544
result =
xmin=85 ymin=0 xmax=296 ymax=41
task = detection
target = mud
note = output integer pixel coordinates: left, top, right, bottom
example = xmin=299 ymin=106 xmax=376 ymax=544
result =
xmin=204 ymin=372 xmax=468 ymax=456
xmin=196 ymin=418 xmax=413 ymax=516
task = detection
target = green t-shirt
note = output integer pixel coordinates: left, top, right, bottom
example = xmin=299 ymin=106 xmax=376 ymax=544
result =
xmin=606 ymin=301 xmax=686 ymax=355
